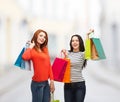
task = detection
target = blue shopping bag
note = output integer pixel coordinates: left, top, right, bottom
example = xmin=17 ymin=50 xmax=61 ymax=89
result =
xmin=85 ymin=32 xmax=106 ymax=60
xmin=92 ymin=38 xmax=106 ymax=60
xmin=14 ymin=45 xmax=31 ymax=71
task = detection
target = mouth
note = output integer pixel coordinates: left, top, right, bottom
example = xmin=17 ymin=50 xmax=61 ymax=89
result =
xmin=40 ymin=41 xmax=44 ymax=44
xmin=38 ymin=39 xmax=44 ymax=44
xmin=73 ymin=44 xmax=78 ymax=47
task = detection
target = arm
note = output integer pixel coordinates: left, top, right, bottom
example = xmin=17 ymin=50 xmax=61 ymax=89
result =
xmin=49 ymin=64 xmax=55 ymax=93
xmin=22 ymin=41 xmax=35 ymax=60
xmin=50 ymin=79 xmax=55 ymax=93
xmin=46 ymin=47 xmax=55 ymax=92
xmin=22 ymin=48 xmax=32 ymax=60
xmin=86 ymin=29 xmax=94 ymax=39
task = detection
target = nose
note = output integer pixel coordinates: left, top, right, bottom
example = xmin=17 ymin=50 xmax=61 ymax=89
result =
xmin=41 ymin=37 xmax=45 ymax=41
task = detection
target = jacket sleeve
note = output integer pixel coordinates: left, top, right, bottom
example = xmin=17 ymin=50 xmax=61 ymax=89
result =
xmin=43 ymin=47 xmax=54 ymax=80
xmin=22 ymin=48 xmax=32 ymax=60
xmin=49 ymin=62 xmax=54 ymax=80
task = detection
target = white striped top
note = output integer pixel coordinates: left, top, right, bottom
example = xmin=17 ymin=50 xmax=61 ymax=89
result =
xmin=67 ymin=51 xmax=85 ymax=82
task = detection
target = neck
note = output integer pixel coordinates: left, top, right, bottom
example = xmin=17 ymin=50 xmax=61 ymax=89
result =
xmin=73 ymin=49 xmax=79 ymax=52
xmin=36 ymin=45 xmax=42 ymax=52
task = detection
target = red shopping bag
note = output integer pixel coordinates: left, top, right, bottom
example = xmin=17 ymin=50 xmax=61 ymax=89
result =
xmin=52 ymin=57 xmax=68 ymax=82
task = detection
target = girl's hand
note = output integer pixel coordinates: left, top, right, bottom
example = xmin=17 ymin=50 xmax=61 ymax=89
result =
xmin=27 ymin=41 xmax=35 ymax=49
xmin=50 ymin=80 xmax=55 ymax=93
xmin=87 ymin=29 xmax=94 ymax=35
xmin=86 ymin=29 xmax=94 ymax=39
xmin=61 ymin=49 xmax=68 ymax=58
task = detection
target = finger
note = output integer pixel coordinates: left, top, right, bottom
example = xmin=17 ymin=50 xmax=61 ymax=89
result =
xmin=26 ymin=40 xmax=31 ymax=44
xmin=32 ymin=41 xmax=35 ymax=44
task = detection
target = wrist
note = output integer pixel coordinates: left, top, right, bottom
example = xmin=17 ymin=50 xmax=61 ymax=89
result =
xmin=50 ymin=80 xmax=54 ymax=82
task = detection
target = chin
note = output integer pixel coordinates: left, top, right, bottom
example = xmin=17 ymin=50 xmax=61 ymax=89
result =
xmin=73 ymin=47 xmax=79 ymax=50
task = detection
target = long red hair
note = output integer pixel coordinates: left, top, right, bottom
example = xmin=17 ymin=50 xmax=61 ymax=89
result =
xmin=31 ymin=29 xmax=48 ymax=51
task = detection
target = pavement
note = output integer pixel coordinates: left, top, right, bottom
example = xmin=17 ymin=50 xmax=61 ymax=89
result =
xmin=0 ymin=65 xmax=32 ymax=96
xmin=86 ymin=60 xmax=120 ymax=90
xmin=0 ymin=61 xmax=120 ymax=96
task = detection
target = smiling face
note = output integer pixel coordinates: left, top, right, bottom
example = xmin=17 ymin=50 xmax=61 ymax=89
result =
xmin=31 ymin=29 xmax=48 ymax=49
xmin=37 ymin=32 xmax=46 ymax=45
xmin=71 ymin=36 xmax=79 ymax=52
xmin=69 ymin=34 xmax=85 ymax=52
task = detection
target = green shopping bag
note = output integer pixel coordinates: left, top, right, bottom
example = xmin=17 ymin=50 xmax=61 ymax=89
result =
xmin=85 ymin=39 xmax=91 ymax=59
xmin=50 ymin=93 xmax=60 ymax=102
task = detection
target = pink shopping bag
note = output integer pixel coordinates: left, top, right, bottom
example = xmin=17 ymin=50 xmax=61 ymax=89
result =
xmin=52 ymin=57 xmax=68 ymax=82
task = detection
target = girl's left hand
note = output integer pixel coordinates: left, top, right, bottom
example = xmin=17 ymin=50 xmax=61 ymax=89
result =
xmin=50 ymin=80 xmax=55 ymax=93
xmin=87 ymin=29 xmax=94 ymax=35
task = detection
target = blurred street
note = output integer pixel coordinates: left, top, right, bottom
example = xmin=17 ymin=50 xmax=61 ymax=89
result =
xmin=0 ymin=0 xmax=120 ymax=102
xmin=0 ymin=62 xmax=120 ymax=102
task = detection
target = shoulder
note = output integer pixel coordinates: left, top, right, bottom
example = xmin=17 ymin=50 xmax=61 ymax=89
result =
xmin=42 ymin=47 xmax=49 ymax=53
xmin=79 ymin=51 xmax=84 ymax=56
xmin=80 ymin=51 xmax=84 ymax=54
xmin=29 ymin=48 xmax=36 ymax=54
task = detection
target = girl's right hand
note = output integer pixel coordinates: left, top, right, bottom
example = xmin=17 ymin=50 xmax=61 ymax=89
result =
xmin=26 ymin=41 xmax=35 ymax=49
xmin=61 ymin=49 xmax=67 ymax=58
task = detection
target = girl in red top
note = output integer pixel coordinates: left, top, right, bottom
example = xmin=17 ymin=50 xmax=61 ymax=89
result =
xmin=22 ymin=29 xmax=55 ymax=102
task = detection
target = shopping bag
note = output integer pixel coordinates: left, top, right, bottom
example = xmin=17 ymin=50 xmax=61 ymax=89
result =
xmin=62 ymin=58 xmax=71 ymax=83
xmin=14 ymin=46 xmax=31 ymax=71
xmin=50 ymin=93 xmax=60 ymax=102
xmin=91 ymin=39 xmax=99 ymax=60
xmin=92 ymin=38 xmax=106 ymax=59
xmin=52 ymin=57 xmax=68 ymax=82
xmin=85 ymin=38 xmax=106 ymax=60
xmin=85 ymin=39 xmax=91 ymax=59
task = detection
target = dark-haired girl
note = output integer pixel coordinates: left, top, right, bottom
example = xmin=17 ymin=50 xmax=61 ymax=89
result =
xmin=62 ymin=29 xmax=94 ymax=102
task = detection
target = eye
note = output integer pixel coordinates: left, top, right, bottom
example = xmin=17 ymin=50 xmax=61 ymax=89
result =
xmin=76 ymin=39 xmax=79 ymax=42
xmin=72 ymin=40 xmax=74 ymax=42
xmin=39 ymin=34 xmax=46 ymax=39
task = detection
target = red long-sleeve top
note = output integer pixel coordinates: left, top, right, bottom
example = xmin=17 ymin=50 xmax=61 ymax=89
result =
xmin=22 ymin=47 xmax=53 ymax=82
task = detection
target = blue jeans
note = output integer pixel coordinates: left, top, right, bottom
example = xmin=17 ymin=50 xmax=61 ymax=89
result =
xmin=31 ymin=80 xmax=50 ymax=102
xmin=64 ymin=81 xmax=86 ymax=102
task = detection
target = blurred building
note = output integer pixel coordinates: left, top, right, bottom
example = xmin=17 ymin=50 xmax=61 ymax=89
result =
xmin=99 ymin=0 xmax=120 ymax=71
xmin=0 ymin=0 xmax=120 ymax=72
xmin=0 ymin=0 xmax=27 ymax=69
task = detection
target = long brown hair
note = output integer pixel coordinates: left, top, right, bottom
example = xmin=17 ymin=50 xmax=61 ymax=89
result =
xmin=31 ymin=29 xmax=48 ymax=51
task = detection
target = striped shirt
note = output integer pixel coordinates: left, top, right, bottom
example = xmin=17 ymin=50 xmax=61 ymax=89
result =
xmin=67 ymin=51 xmax=85 ymax=82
